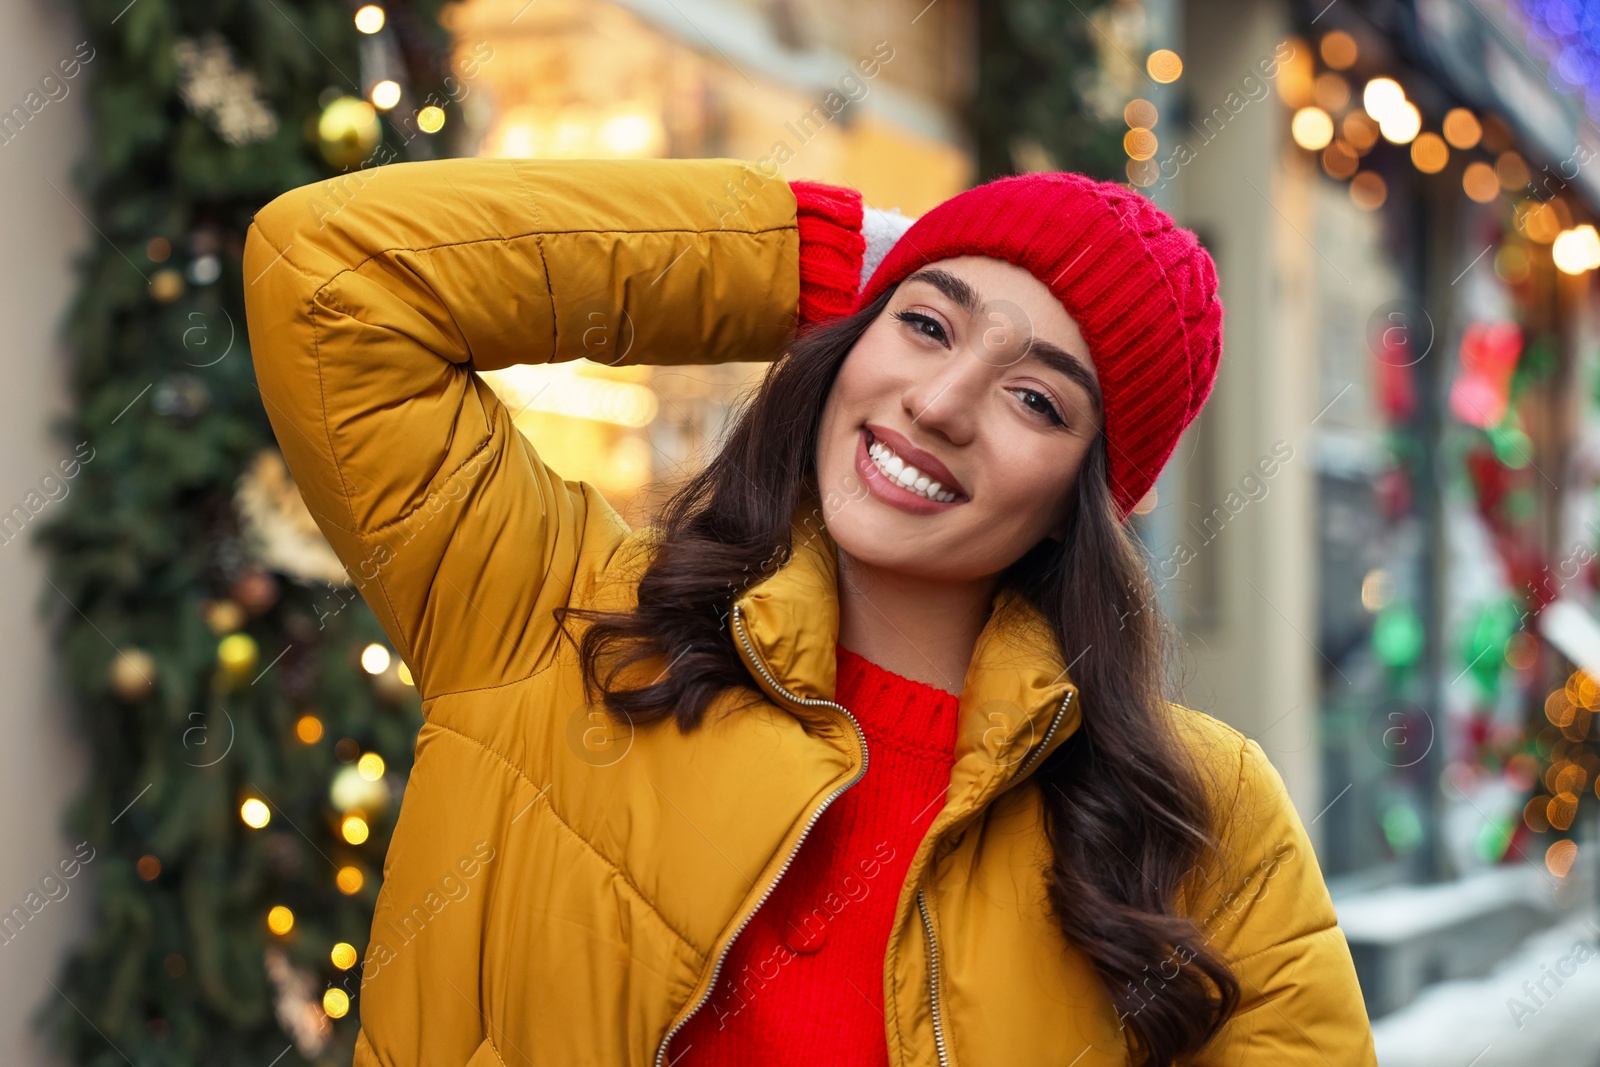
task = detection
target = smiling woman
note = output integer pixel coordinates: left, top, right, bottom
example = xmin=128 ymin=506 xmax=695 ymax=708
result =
xmin=815 ymin=255 xmax=1105 ymax=691
xmin=242 ymin=156 xmax=1377 ymax=1067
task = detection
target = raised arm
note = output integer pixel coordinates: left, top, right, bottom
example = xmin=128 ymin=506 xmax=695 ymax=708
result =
xmin=242 ymin=157 xmax=863 ymax=699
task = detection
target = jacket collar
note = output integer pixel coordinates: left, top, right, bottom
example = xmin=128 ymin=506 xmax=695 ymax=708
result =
xmin=730 ymin=498 xmax=1081 ymax=822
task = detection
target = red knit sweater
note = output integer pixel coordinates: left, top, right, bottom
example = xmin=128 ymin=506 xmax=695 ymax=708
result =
xmin=668 ymin=642 xmax=962 ymax=1064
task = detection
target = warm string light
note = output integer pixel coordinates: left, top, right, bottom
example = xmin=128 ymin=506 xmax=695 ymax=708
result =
xmin=1124 ymin=98 xmax=1157 ymax=128
xmin=354 ymin=5 xmax=385 ymax=34
xmin=1119 ymin=93 xmax=1163 ymax=185
xmin=1548 ymin=840 xmax=1579 ymax=878
xmin=1458 ymin=658 xmax=1592 ymax=855
xmin=1523 ymin=671 xmax=1599 ymax=878
xmin=1297 ymin=32 xmax=1565 ymax=223
xmin=1342 ymin=112 xmax=1378 ymax=153
xmin=1145 ymin=49 xmax=1182 ymax=83
xmin=1442 ymin=107 xmax=1481 ymax=149
xmin=1350 ymin=171 xmax=1386 ymax=210
xmin=1378 ymin=101 xmax=1421 ymax=144
xmin=336 ymin=866 xmax=365 ymax=894
xmin=341 ymin=814 xmax=370 ymax=845
xmin=1463 ymin=161 xmax=1499 ymax=202
xmin=1409 ymin=132 xmax=1448 ymax=174
xmin=1495 ymin=151 xmax=1530 ymax=191
xmin=1553 ymin=225 xmax=1600 ymax=274
xmin=1322 ymin=141 xmax=1358 ymax=179
xmin=1123 ymin=128 xmax=1157 ymax=161
xmin=1303 ymin=57 xmax=1479 ymax=208
xmin=1319 ymin=29 xmax=1358 ymax=69
xmin=1518 ymin=201 xmax=1562 ymax=244
xmin=370 ymin=80 xmax=402 ymax=110
xmin=240 ymin=797 xmax=271 ymax=828
xmin=1361 ymin=77 xmax=1405 ymax=122
xmin=361 ymin=644 xmax=390 ymax=674
xmin=1313 ymin=72 xmax=1350 ymax=111
xmin=1291 ymin=107 xmax=1334 ymax=150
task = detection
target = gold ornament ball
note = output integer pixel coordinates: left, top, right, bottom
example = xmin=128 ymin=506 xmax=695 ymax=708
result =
xmin=324 ymin=987 xmax=351 ymax=1018
xmin=317 ymin=96 xmax=382 ymax=168
xmin=204 ymin=598 xmax=247 ymax=635
xmin=217 ymin=632 xmax=259 ymax=679
xmin=232 ymin=570 xmax=280 ymax=615
xmin=150 ymin=268 xmax=185 ymax=303
xmin=110 ymin=648 xmax=157 ymax=701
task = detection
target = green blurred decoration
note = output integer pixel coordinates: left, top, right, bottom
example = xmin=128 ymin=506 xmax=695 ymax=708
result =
xmin=1372 ymin=601 xmax=1425 ymax=673
xmin=1460 ymin=598 xmax=1521 ymax=699
xmin=1486 ymin=416 xmax=1532 ymax=471
xmin=34 ymin=1 xmax=455 ymax=1063
xmin=1379 ymin=795 xmax=1426 ymax=855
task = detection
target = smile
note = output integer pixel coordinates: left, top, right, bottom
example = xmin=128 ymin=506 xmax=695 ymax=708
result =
xmin=853 ymin=426 xmax=968 ymax=515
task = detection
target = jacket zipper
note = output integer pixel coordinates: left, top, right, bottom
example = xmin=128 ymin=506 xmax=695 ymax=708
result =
xmin=1011 ymin=690 xmax=1075 ymax=783
xmin=913 ymin=688 xmax=1072 ymax=1067
xmin=653 ymin=603 xmax=870 ymax=1067
xmin=916 ymin=886 xmax=950 ymax=1067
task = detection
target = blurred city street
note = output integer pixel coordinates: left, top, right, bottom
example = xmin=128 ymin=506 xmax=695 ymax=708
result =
xmin=4 ymin=0 xmax=1600 ymax=1063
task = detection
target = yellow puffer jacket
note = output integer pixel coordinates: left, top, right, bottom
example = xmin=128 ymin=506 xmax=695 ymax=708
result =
xmin=242 ymin=157 xmax=1378 ymax=1067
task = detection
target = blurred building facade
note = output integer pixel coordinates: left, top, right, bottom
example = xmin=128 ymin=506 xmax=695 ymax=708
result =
xmin=0 ymin=6 xmax=95 ymax=1067
xmin=438 ymin=0 xmax=975 ymax=527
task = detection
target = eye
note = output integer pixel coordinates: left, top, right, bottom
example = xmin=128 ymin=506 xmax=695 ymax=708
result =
xmin=893 ymin=309 xmax=949 ymax=346
xmin=1012 ymin=387 xmax=1066 ymax=427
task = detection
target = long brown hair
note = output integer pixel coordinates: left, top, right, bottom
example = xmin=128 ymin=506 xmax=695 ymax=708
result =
xmin=556 ymin=286 xmax=1241 ymax=1064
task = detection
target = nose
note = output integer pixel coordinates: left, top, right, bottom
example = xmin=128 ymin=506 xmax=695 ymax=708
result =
xmin=901 ymin=346 xmax=994 ymax=443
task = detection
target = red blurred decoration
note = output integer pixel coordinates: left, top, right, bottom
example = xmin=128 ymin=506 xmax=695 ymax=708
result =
xmin=1375 ymin=467 xmax=1411 ymax=519
xmin=1499 ymin=816 xmax=1535 ymax=864
xmin=1467 ymin=714 xmax=1492 ymax=748
xmin=1464 ymin=444 xmax=1510 ymax=520
xmin=1374 ymin=350 xmax=1417 ymax=422
xmin=1449 ymin=321 xmax=1523 ymax=429
xmin=1462 ymin=442 xmax=1547 ymax=601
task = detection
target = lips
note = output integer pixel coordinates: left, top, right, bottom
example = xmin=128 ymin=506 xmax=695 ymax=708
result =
xmin=863 ymin=422 xmax=968 ymax=499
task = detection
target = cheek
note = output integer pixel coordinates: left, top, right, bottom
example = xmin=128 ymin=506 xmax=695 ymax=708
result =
xmin=814 ymin=373 xmax=861 ymax=492
xmin=817 ymin=337 xmax=897 ymax=459
xmin=1004 ymin=464 xmax=1066 ymax=513
xmin=986 ymin=438 xmax=1084 ymax=531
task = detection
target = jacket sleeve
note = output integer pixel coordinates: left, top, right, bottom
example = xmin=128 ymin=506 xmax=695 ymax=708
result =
xmin=1185 ymin=739 xmax=1379 ymax=1065
xmin=241 ymin=157 xmax=801 ymax=699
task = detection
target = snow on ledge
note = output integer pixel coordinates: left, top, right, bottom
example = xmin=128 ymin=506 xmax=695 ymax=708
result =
xmin=1337 ymin=864 xmax=1559 ymax=944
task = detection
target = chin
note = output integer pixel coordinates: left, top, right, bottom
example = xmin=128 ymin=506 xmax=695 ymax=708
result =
xmin=824 ymin=505 xmax=968 ymax=581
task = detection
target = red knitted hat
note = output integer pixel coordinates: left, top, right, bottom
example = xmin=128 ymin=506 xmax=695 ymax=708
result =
xmin=790 ymin=174 xmax=1224 ymax=521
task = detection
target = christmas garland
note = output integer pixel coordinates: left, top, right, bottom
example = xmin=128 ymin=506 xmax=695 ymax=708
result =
xmin=32 ymin=2 xmax=451 ymax=1062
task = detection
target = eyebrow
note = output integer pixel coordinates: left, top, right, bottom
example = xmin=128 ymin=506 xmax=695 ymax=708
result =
xmin=901 ymin=268 xmax=1103 ymax=413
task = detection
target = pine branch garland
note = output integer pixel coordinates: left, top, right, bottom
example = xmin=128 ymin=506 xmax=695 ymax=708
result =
xmin=34 ymin=2 xmax=451 ymax=1063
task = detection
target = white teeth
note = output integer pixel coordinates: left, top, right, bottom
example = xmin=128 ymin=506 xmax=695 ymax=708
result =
xmin=867 ymin=437 xmax=959 ymax=503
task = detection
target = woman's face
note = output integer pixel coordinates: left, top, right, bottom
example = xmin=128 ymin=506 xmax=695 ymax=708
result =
xmin=815 ymin=255 xmax=1104 ymax=585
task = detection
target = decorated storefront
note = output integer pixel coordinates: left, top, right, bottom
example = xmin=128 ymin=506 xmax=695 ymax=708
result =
xmin=1286 ymin=0 xmax=1600 ymax=894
